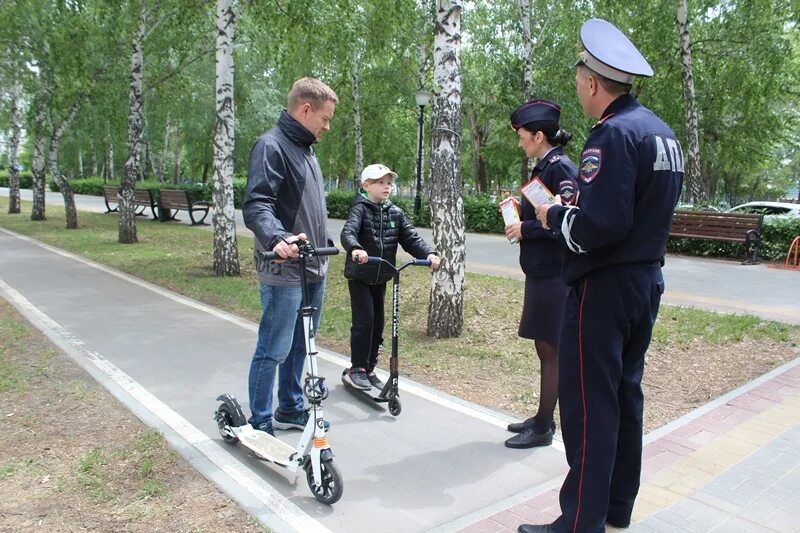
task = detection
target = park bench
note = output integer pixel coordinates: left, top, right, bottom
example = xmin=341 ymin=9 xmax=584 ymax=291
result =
xmin=669 ymin=210 xmax=763 ymax=264
xmin=101 ymin=185 xmax=158 ymax=220
xmin=157 ymin=188 xmax=211 ymax=225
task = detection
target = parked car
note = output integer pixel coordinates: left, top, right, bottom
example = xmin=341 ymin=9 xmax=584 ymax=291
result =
xmin=676 ymin=203 xmax=721 ymax=212
xmin=726 ymin=201 xmax=800 ymax=219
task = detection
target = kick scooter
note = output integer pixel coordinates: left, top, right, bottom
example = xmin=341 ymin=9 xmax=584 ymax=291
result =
xmin=214 ymin=240 xmax=343 ymax=504
xmin=341 ymin=256 xmax=432 ymax=416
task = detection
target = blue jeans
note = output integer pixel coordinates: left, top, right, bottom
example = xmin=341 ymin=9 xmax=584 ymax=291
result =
xmin=248 ymin=279 xmax=325 ymax=429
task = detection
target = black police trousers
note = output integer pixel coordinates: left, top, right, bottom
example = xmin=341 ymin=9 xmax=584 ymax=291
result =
xmin=347 ymin=279 xmax=386 ymax=371
xmin=553 ymin=262 xmax=664 ymax=533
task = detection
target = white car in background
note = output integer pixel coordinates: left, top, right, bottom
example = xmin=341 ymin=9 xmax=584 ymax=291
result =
xmin=726 ymin=201 xmax=800 ymax=219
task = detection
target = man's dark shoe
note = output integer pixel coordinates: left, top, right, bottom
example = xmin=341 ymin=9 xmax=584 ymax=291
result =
xmin=508 ymin=418 xmax=557 ymax=434
xmin=518 ymin=524 xmax=554 ymax=533
xmin=273 ymin=409 xmax=330 ymax=431
xmin=254 ymin=422 xmax=275 ymax=437
xmin=505 ymin=425 xmax=554 ymax=448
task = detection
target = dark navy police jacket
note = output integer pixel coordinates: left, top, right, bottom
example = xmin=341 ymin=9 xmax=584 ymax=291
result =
xmin=519 ymin=146 xmax=578 ymax=278
xmin=546 ymin=94 xmax=684 ymax=285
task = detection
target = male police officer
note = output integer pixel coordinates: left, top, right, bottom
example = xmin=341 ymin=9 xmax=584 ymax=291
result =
xmin=520 ymin=19 xmax=684 ymax=533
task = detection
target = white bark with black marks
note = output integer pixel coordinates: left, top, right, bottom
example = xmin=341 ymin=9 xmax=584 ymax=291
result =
xmin=119 ymin=0 xmax=147 ymax=244
xmin=90 ymin=137 xmax=98 ymax=176
xmin=7 ymin=80 xmax=22 ymax=214
xmin=212 ymin=0 xmax=240 ymax=276
xmin=520 ymin=0 xmax=532 ymax=101
xmin=677 ymin=0 xmax=703 ymax=202
xmin=351 ymin=46 xmax=364 ymax=188
xmin=49 ymin=96 xmax=84 ymax=229
xmin=427 ymin=0 xmax=465 ymax=339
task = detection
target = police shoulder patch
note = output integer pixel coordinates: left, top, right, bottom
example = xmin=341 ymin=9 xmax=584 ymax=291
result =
xmin=579 ymin=148 xmax=602 ymax=183
xmin=548 ymin=154 xmax=561 ymax=164
xmin=558 ymin=180 xmax=577 ymax=205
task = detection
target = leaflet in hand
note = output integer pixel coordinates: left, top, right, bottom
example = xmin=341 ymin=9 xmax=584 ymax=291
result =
xmin=498 ymin=196 xmax=521 ymax=244
xmin=520 ymin=177 xmax=555 ymax=207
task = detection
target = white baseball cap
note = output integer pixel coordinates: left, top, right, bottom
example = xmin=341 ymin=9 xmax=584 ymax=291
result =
xmin=360 ymin=164 xmax=398 ymax=184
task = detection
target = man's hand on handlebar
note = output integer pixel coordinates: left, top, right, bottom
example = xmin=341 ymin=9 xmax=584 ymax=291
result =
xmin=273 ymin=233 xmax=307 ymax=260
xmin=427 ymin=254 xmax=441 ymax=270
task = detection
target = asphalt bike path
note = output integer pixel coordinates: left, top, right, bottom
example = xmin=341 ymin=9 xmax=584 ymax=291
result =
xmin=0 ymin=227 xmax=568 ymax=533
xmin=3 ymin=187 xmax=799 ymax=324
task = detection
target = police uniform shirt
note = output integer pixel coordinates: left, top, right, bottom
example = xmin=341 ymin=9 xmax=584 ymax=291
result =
xmin=545 ymin=93 xmax=684 ymax=284
xmin=519 ymin=146 xmax=578 ymax=278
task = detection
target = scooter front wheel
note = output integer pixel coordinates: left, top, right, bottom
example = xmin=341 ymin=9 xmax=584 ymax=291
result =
xmin=306 ymin=458 xmax=343 ymax=505
xmin=388 ymin=397 xmax=402 ymax=416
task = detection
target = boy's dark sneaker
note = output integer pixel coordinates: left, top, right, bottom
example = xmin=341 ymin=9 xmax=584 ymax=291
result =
xmin=254 ymin=422 xmax=275 ymax=437
xmin=343 ymin=367 xmax=371 ymax=390
xmin=366 ymin=371 xmax=384 ymax=389
xmin=273 ymin=409 xmax=330 ymax=431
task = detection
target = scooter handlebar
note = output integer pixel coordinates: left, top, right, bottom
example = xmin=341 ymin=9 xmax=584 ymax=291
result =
xmin=259 ymin=245 xmax=340 ymax=262
xmin=364 ymin=257 xmax=432 ymax=269
xmin=413 ymin=259 xmax=432 ymax=267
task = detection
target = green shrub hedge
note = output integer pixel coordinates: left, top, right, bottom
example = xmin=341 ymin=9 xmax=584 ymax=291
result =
xmin=17 ymin=175 xmax=800 ymax=263
xmin=0 ymin=170 xmax=35 ymax=189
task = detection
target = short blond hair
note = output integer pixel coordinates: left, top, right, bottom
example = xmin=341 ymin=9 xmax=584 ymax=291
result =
xmin=288 ymin=77 xmax=339 ymax=111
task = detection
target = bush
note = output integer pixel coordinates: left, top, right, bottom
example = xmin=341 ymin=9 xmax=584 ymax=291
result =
xmin=326 ymin=189 xmax=358 ymax=219
xmin=0 ymin=170 xmax=35 ymax=189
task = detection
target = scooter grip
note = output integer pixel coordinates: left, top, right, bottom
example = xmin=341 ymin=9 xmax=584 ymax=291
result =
xmin=313 ymin=247 xmax=341 ymax=257
xmin=366 ymin=256 xmax=384 ymax=265
xmin=414 ymin=259 xmax=432 ymax=267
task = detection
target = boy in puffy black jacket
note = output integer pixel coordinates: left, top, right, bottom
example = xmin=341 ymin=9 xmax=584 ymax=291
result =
xmin=340 ymin=164 xmax=440 ymax=390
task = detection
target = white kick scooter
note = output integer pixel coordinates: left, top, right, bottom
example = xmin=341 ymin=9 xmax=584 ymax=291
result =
xmin=214 ymin=240 xmax=343 ymax=504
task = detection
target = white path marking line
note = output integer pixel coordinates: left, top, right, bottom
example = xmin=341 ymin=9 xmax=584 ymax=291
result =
xmin=0 ymin=274 xmax=330 ymax=533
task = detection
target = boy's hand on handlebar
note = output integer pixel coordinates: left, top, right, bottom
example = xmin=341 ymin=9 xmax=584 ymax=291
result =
xmin=427 ymin=254 xmax=441 ymax=270
xmin=351 ymin=249 xmax=368 ymax=264
xmin=273 ymin=233 xmax=307 ymax=259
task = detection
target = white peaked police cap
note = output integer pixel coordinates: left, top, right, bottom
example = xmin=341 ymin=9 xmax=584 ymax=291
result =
xmin=360 ymin=164 xmax=398 ymax=184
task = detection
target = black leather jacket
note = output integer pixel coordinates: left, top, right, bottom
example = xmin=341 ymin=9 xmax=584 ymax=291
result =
xmin=340 ymin=195 xmax=435 ymax=284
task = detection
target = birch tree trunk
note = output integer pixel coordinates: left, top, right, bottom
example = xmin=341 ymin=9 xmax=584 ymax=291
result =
xmin=519 ymin=0 xmax=534 ymax=183
xmin=427 ymin=0 xmax=464 ymax=339
xmin=350 ymin=46 xmax=364 ymax=188
xmin=467 ymin=107 xmax=489 ymax=193
xmin=677 ymin=0 xmax=703 ymax=202
xmin=108 ymin=141 xmax=115 ymax=181
xmin=172 ymin=127 xmax=181 ymax=183
xmin=212 ymin=0 xmax=240 ymax=276
xmin=78 ymin=149 xmax=84 ymax=179
xmin=161 ymin=114 xmax=171 ymax=182
xmin=31 ymin=122 xmax=48 ymax=221
xmin=90 ymin=138 xmax=98 ymax=176
xmin=49 ymin=97 xmax=84 ymax=229
xmin=119 ymin=0 xmax=146 ymax=244
xmin=7 ymin=80 xmax=22 ymax=214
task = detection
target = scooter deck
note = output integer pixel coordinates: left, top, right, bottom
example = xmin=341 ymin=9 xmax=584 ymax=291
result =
xmin=235 ymin=425 xmax=296 ymax=466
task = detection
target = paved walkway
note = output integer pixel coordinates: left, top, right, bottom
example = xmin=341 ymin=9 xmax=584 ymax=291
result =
xmin=1 ymin=192 xmax=800 ymax=532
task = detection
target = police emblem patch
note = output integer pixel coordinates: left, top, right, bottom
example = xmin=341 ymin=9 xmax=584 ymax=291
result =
xmin=558 ymin=180 xmax=577 ymax=205
xmin=580 ymin=148 xmax=602 ymax=183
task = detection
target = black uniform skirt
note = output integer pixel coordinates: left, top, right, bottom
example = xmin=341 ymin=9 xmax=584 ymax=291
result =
xmin=518 ymin=274 xmax=569 ymax=345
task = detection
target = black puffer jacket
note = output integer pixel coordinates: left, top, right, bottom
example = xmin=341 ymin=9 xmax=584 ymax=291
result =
xmin=340 ymin=195 xmax=435 ymax=284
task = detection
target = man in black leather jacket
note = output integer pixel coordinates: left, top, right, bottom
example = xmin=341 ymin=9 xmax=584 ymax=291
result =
xmin=340 ymin=163 xmax=439 ymax=389
xmin=242 ymin=77 xmax=337 ymax=435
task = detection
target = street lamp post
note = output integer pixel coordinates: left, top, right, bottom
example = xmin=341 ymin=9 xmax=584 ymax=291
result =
xmin=413 ymin=88 xmax=432 ymax=221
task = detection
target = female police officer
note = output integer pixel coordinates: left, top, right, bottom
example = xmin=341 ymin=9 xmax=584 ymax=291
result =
xmin=519 ymin=19 xmax=684 ymax=533
xmin=504 ymin=100 xmax=578 ymax=449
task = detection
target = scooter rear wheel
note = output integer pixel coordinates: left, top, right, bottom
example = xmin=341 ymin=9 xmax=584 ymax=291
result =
xmin=306 ymin=458 xmax=343 ymax=505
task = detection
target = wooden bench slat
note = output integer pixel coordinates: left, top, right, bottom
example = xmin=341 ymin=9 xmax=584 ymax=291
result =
xmin=101 ymin=185 xmax=157 ymax=220
xmin=157 ymin=189 xmax=211 ymax=225
xmin=669 ymin=210 xmax=763 ymax=264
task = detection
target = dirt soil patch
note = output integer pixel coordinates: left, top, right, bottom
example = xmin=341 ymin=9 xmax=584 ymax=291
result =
xmin=0 ymin=299 xmax=266 ymax=533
